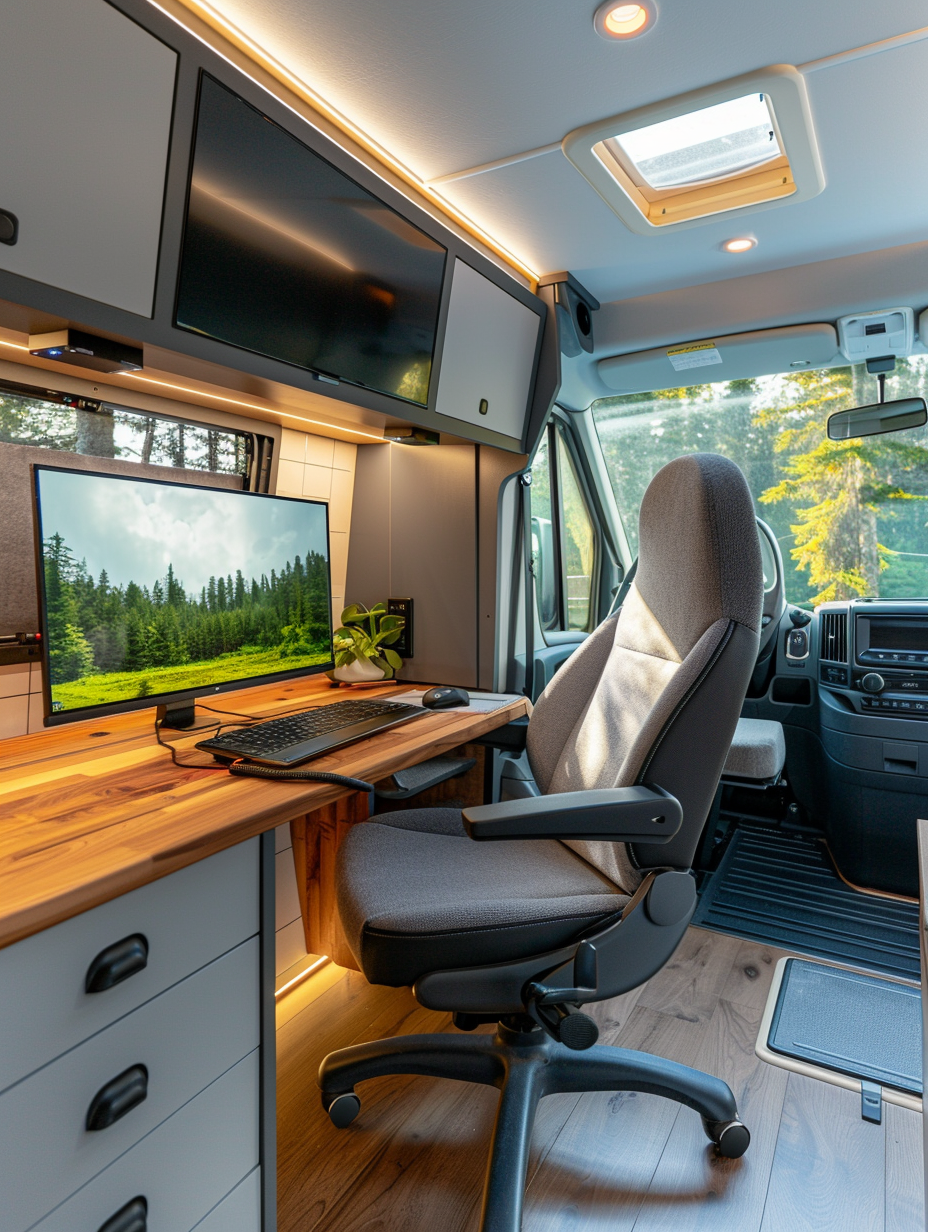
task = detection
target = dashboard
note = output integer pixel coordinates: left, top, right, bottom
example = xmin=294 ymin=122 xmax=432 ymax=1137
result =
xmin=741 ymin=595 xmax=928 ymax=898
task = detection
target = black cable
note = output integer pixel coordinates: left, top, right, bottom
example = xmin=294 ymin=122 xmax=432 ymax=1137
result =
xmin=228 ymin=761 xmax=374 ymax=791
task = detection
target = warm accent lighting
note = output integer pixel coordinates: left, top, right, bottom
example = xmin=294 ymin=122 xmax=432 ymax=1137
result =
xmin=118 ymin=373 xmax=388 ymax=441
xmin=167 ymin=0 xmax=539 ymax=284
xmin=721 ymin=236 xmax=757 ymax=253
xmin=595 ymin=1 xmax=654 ymax=40
xmin=275 ymin=954 xmax=331 ymax=999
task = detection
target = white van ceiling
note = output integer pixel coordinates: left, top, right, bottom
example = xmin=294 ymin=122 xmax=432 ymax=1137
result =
xmin=206 ymin=0 xmax=928 ymax=310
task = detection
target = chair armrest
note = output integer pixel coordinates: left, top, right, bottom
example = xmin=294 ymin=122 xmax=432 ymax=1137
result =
xmin=461 ymin=785 xmax=682 ymax=844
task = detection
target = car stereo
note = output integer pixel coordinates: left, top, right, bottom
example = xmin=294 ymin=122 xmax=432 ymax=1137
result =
xmin=847 ymin=602 xmax=928 ymax=715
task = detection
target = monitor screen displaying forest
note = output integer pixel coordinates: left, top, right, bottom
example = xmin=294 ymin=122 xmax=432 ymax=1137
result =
xmin=34 ymin=468 xmax=333 ymax=716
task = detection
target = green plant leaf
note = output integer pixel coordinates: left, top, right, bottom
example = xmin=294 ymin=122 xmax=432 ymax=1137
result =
xmin=382 ymin=648 xmax=402 ymax=669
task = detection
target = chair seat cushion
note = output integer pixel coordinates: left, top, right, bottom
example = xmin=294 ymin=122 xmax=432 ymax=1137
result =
xmin=336 ymin=808 xmax=628 ymax=987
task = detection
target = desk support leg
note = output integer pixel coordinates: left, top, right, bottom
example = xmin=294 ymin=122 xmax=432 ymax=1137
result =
xmin=291 ymin=793 xmax=369 ymax=971
xmin=260 ymin=829 xmax=278 ymax=1231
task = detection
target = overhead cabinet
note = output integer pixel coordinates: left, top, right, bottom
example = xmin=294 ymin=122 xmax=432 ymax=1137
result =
xmin=0 ymin=0 xmax=177 ymax=316
xmin=435 ymin=259 xmax=541 ymax=441
xmin=0 ymin=0 xmax=546 ymax=451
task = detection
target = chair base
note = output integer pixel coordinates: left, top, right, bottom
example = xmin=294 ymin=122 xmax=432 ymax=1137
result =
xmin=318 ymin=1018 xmax=749 ymax=1232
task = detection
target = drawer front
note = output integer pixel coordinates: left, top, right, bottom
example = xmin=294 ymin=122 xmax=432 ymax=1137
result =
xmin=0 ymin=937 xmax=259 ymax=1232
xmin=0 ymin=838 xmax=259 ymax=1093
xmin=192 ymin=1169 xmax=262 ymax=1232
xmin=32 ymin=1051 xmax=259 ymax=1232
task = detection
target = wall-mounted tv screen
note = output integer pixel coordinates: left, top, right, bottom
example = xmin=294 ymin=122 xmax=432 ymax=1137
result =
xmin=175 ymin=74 xmax=447 ymax=407
xmin=34 ymin=466 xmax=333 ymax=722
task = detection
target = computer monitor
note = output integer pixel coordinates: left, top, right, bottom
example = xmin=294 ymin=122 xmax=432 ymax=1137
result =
xmin=33 ymin=466 xmax=334 ymax=726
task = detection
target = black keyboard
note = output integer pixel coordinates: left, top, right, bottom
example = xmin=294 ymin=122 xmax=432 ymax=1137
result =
xmin=195 ymin=698 xmax=423 ymax=767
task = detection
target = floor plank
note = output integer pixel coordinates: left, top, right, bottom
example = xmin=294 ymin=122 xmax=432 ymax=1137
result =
xmin=759 ymin=1073 xmax=885 ymax=1232
xmin=630 ymin=998 xmax=788 ymax=1232
xmin=884 ymin=1102 xmax=925 ymax=1231
xmin=522 ymin=1007 xmax=701 ymax=1231
xmin=719 ymin=940 xmax=787 ymax=1013
xmin=636 ymin=927 xmax=743 ymax=1023
xmin=276 ymin=928 xmax=922 ymax=1232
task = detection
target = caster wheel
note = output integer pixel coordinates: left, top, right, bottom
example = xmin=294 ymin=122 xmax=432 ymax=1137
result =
xmin=326 ymin=1092 xmax=361 ymax=1128
xmin=703 ymin=1118 xmax=750 ymax=1159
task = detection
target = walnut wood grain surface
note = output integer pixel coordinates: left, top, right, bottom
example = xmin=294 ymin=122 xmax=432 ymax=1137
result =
xmin=0 ymin=677 xmax=527 ymax=949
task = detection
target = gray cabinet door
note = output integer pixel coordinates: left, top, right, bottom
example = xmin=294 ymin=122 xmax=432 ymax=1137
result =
xmin=435 ymin=259 xmax=540 ymax=441
xmin=0 ymin=0 xmax=177 ymax=315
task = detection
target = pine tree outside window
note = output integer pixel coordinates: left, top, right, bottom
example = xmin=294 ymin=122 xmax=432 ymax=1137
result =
xmin=592 ymin=358 xmax=928 ymax=606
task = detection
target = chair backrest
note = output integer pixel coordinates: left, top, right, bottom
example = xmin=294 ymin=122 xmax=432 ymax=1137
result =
xmin=526 ymin=453 xmax=763 ymax=891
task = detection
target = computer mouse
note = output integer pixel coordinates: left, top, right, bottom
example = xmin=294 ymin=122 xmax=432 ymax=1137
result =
xmin=421 ymin=686 xmax=470 ymax=710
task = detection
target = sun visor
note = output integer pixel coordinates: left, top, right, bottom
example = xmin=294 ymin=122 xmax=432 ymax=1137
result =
xmin=598 ymin=323 xmax=840 ymax=393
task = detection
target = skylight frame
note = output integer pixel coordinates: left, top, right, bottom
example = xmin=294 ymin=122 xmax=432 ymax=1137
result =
xmin=562 ymin=66 xmax=824 ymax=235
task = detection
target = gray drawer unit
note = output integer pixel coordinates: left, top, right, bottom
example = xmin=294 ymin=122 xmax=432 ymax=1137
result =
xmin=0 ymin=937 xmax=259 ymax=1232
xmin=0 ymin=838 xmax=259 ymax=1093
xmin=31 ymin=1051 xmax=259 ymax=1232
xmin=194 ymin=1168 xmax=262 ymax=1232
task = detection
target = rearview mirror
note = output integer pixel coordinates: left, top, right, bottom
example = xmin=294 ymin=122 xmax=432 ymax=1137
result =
xmin=827 ymin=397 xmax=927 ymax=440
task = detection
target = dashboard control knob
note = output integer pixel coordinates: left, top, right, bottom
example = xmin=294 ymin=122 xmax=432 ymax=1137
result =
xmin=789 ymin=608 xmax=812 ymax=627
xmin=860 ymin=673 xmax=885 ymax=694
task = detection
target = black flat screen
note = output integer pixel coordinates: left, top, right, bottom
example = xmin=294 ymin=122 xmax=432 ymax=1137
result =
xmin=175 ymin=74 xmax=447 ymax=407
xmin=869 ymin=619 xmax=928 ymax=653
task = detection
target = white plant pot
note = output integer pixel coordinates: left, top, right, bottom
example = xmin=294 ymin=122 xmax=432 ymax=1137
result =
xmin=333 ymin=657 xmax=386 ymax=684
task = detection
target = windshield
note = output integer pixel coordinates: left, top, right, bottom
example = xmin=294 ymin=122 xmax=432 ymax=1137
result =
xmin=592 ymin=359 xmax=928 ymax=606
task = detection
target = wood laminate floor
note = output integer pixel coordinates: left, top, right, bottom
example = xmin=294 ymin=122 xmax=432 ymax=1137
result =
xmin=276 ymin=926 xmax=924 ymax=1231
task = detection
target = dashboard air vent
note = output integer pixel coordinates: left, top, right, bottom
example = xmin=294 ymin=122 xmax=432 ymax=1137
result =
xmin=820 ymin=611 xmax=848 ymax=663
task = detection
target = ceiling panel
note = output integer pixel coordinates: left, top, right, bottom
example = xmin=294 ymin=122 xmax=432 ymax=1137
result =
xmin=213 ymin=0 xmax=928 ymax=176
xmin=439 ymin=37 xmax=928 ymax=302
xmin=206 ymin=1 xmax=928 ymax=310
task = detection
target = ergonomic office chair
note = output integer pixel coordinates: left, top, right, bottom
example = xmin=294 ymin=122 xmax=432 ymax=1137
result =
xmin=319 ymin=452 xmax=763 ymax=1231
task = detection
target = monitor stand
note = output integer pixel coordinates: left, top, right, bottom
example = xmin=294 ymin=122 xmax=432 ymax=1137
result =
xmin=156 ymin=701 xmax=199 ymax=730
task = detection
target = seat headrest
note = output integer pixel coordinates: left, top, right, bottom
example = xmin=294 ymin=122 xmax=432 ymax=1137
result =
xmin=635 ymin=453 xmax=762 ymax=658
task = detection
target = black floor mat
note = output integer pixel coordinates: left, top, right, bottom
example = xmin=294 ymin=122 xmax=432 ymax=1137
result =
xmin=693 ymin=825 xmax=921 ymax=980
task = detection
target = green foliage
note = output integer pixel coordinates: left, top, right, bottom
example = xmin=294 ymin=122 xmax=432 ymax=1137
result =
xmin=592 ymin=360 xmax=928 ymax=605
xmin=50 ymin=646 xmax=329 ymax=710
xmin=42 ymin=531 xmax=333 ymax=704
xmin=331 ymin=602 xmax=405 ymax=679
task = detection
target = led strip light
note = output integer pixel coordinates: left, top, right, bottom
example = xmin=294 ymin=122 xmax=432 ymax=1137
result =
xmin=162 ymin=0 xmax=539 ymax=285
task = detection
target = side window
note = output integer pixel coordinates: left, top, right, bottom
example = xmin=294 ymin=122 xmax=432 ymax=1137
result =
xmin=557 ymin=432 xmax=596 ymax=631
xmin=530 ymin=422 xmax=599 ymax=633
xmin=0 ymin=380 xmax=259 ymax=481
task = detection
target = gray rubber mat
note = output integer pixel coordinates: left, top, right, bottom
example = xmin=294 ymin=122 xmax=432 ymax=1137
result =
xmin=768 ymin=958 xmax=922 ymax=1095
xmin=693 ymin=825 xmax=920 ymax=979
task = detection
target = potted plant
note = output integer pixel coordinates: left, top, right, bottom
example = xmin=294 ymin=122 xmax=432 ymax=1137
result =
xmin=328 ymin=602 xmax=405 ymax=685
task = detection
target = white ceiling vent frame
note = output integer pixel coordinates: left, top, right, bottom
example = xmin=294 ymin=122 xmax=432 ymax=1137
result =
xmin=562 ymin=65 xmax=824 ymax=236
xmin=837 ymin=307 xmax=914 ymax=364
xmin=598 ymin=323 xmax=840 ymax=394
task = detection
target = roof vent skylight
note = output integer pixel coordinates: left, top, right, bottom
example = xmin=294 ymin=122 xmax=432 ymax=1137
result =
xmin=610 ymin=94 xmax=780 ymax=191
xmin=562 ymin=68 xmax=824 ymax=234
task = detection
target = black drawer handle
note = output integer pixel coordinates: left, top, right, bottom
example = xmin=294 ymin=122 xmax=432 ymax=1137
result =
xmin=86 ymin=934 xmax=149 ymax=994
xmin=86 ymin=1065 xmax=148 ymax=1132
xmin=97 ymin=1196 xmax=147 ymax=1232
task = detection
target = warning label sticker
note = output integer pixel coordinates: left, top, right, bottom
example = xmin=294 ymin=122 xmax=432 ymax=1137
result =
xmin=666 ymin=342 xmax=723 ymax=372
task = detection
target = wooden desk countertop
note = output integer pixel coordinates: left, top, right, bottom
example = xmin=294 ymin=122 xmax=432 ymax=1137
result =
xmin=0 ymin=677 xmax=528 ymax=951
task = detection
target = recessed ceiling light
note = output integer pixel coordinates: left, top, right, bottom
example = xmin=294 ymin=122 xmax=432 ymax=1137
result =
xmin=594 ymin=1 xmax=655 ymax=40
xmin=721 ymin=236 xmax=757 ymax=253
